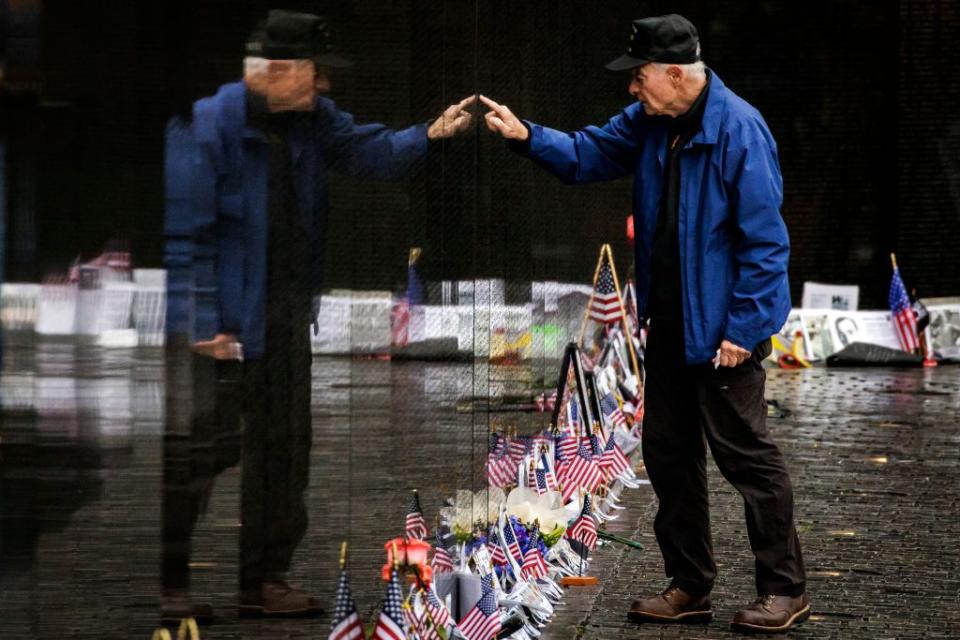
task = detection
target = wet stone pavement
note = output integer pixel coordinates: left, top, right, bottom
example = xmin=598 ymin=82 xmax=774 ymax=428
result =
xmin=1 ymin=338 xmax=958 ymax=639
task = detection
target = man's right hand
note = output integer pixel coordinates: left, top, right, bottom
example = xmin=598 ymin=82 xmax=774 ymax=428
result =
xmin=193 ymin=333 xmax=242 ymax=360
xmin=479 ymin=95 xmax=529 ymax=141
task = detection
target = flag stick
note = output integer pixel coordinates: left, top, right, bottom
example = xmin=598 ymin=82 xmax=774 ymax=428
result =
xmin=578 ymin=248 xmax=607 ymax=347
xmin=604 ymin=244 xmax=642 ymax=381
xmin=890 ymin=253 xmax=898 ymax=271
xmin=340 ymin=541 xmax=348 ymax=570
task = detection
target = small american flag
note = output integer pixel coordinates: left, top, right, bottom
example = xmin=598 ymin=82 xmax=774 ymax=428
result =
xmin=507 ymin=437 xmax=528 ymax=464
xmin=371 ymin=567 xmax=408 ymax=640
xmin=599 ymin=434 xmax=630 ymax=481
xmin=556 ymin=430 xmax=579 ymax=463
xmin=559 ymin=443 xmax=604 ymax=503
xmin=521 ymin=528 xmax=549 ymax=580
xmin=502 ymin=522 xmax=523 ymax=564
xmin=488 ymin=532 xmax=507 ymax=566
xmin=405 ymin=491 xmax=428 ymax=540
xmin=486 ymin=450 xmax=515 ymax=488
xmin=432 ymin=546 xmax=454 ymax=574
xmin=589 ymin=257 xmax=622 ymax=324
xmin=458 ymin=575 xmax=501 ymax=640
xmin=540 ymin=454 xmax=559 ymax=491
xmin=422 ymin=588 xmax=453 ymax=640
xmin=567 ymin=494 xmax=598 ymax=551
xmin=889 ymin=267 xmax=920 ymax=352
xmin=328 ymin=568 xmax=364 ymax=640
xmin=600 ymin=393 xmax=627 ymax=428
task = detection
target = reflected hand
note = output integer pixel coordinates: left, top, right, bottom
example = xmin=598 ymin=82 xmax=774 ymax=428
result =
xmin=193 ymin=333 xmax=242 ymax=360
xmin=479 ymin=95 xmax=528 ymax=141
xmin=427 ymin=95 xmax=477 ymax=140
xmin=714 ymin=339 xmax=750 ymax=368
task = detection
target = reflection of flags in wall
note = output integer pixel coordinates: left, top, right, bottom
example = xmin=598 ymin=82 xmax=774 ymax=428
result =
xmin=390 ymin=299 xmax=410 ymax=347
xmin=889 ymin=267 xmax=920 ymax=352
xmin=328 ymin=569 xmax=364 ymax=640
xmin=589 ymin=257 xmax=622 ymax=324
xmin=405 ymin=491 xmax=428 ymax=540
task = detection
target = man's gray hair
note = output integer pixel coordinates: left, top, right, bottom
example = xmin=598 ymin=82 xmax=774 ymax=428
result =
xmin=653 ymin=59 xmax=706 ymax=80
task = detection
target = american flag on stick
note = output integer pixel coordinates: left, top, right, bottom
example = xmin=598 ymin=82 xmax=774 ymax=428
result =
xmin=501 ymin=522 xmax=523 ymax=565
xmin=599 ymin=433 xmax=631 ymax=482
xmin=432 ymin=545 xmax=454 ymax=574
xmin=559 ymin=443 xmax=604 ymax=503
xmin=371 ymin=567 xmax=408 ymax=640
xmin=421 ymin=588 xmax=453 ymax=640
xmin=328 ymin=567 xmax=364 ymax=640
xmin=600 ymin=392 xmax=627 ymax=428
xmin=405 ymin=490 xmax=428 ymax=540
xmin=567 ymin=494 xmax=599 ymax=551
xmin=589 ymin=256 xmax=623 ymax=325
xmin=521 ymin=528 xmax=550 ymax=580
xmin=889 ymin=255 xmax=920 ymax=353
xmin=458 ymin=575 xmax=501 ymax=640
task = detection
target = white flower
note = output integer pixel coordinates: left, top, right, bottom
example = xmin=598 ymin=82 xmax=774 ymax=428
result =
xmin=506 ymin=487 xmax=580 ymax=533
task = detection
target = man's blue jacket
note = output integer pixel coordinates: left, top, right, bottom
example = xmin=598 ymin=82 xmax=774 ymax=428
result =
xmin=515 ymin=72 xmax=791 ymax=364
xmin=164 ymin=82 xmax=428 ymax=358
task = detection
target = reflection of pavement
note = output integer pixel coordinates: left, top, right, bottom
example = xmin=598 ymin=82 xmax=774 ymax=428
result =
xmin=1 ymin=344 xmax=958 ymax=638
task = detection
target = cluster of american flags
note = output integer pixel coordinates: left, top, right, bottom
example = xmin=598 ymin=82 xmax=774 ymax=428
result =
xmin=330 ymin=247 xmax=650 ymax=640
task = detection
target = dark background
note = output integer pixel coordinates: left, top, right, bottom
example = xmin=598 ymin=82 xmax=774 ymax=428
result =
xmin=1 ymin=0 xmax=958 ymax=306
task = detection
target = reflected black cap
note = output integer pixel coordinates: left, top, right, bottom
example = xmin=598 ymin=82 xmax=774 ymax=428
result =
xmin=246 ymin=10 xmax=353 ymax=68
xmin=604 ymin=14 xmax=700 ymax=71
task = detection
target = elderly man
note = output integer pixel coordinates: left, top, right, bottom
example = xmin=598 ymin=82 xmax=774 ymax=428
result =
xmin=164 ymin=10 xmax=474 ymax=621
xmin=481 ymin=14 xmax=808 ymax=634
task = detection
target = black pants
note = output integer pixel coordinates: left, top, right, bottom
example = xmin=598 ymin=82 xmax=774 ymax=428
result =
xmin=239 ymin=320 xmax=313 ymax=592
xmin=162 ymin=345 xmax=243 ymax=591
xmin=641 ymin=326 xmax=806 ymax=597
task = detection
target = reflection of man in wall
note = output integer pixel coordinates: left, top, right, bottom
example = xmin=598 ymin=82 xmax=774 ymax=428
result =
xmin=482 ymin=14 xmax=808 ymax=634
xmin=164 ymin=10 xmax=474 ymax=620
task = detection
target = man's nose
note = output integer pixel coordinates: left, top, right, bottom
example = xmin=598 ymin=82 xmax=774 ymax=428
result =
xmin=315 ymin=74 xmax=331 ymax=93
xmin=628 ymin=79 xmax=641 ymax=99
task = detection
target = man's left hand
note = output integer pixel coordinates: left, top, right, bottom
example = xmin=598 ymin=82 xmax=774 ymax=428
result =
xmin=427 ymin=95 xmax=477 ymax=140
xmin=714 ymin=339 xmax=751 ymax=368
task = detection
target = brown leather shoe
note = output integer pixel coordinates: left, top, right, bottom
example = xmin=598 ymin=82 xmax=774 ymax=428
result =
xmin=731 ymin=594 xmax=810 ymax=633
xmin=239 ymin=580 xmax=323 ymax=618
xmin=626 ymin=584 xmax=712 ymax=624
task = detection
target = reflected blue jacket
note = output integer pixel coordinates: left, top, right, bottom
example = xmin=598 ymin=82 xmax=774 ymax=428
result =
xmin=516 ymin=72 xmax=790 ymax=364
xmin=164 ymin=82 xmax=428 ymax=358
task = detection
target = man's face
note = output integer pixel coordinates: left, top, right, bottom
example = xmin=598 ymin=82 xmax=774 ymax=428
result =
xmin=629 ymin=64 xmax=680 ymax=116
xmin=245 ymin=58 xmax=328 ymax=111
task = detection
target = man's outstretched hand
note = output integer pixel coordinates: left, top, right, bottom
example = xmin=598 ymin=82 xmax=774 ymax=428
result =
xmin=427 ymin=95 xmax=477 ymax=140
xmin=479 ymin=95 xmax=528 ymax=141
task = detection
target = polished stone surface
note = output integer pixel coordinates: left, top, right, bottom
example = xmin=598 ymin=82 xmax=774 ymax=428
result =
xmin=1 ymin=337 xmax=957 ymax=638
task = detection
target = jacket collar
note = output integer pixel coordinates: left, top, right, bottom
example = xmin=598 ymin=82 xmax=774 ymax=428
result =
xmin=688 ymin=69 xmax=726 ymax=146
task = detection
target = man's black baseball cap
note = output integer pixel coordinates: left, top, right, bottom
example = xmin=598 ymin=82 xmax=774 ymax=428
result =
xmin=604 ymin=14 xmax=700 ymax=71
xmin=246 ymin=10 xmax=353 ymax=68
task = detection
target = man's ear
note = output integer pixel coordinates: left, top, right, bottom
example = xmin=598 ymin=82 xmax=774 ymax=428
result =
xmin=667 ymin=65 xmax=683 ymax=85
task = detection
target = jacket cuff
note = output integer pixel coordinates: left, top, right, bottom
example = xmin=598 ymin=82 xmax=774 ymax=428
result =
xmin=507 ymin=121 xmax=534 ymax=155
